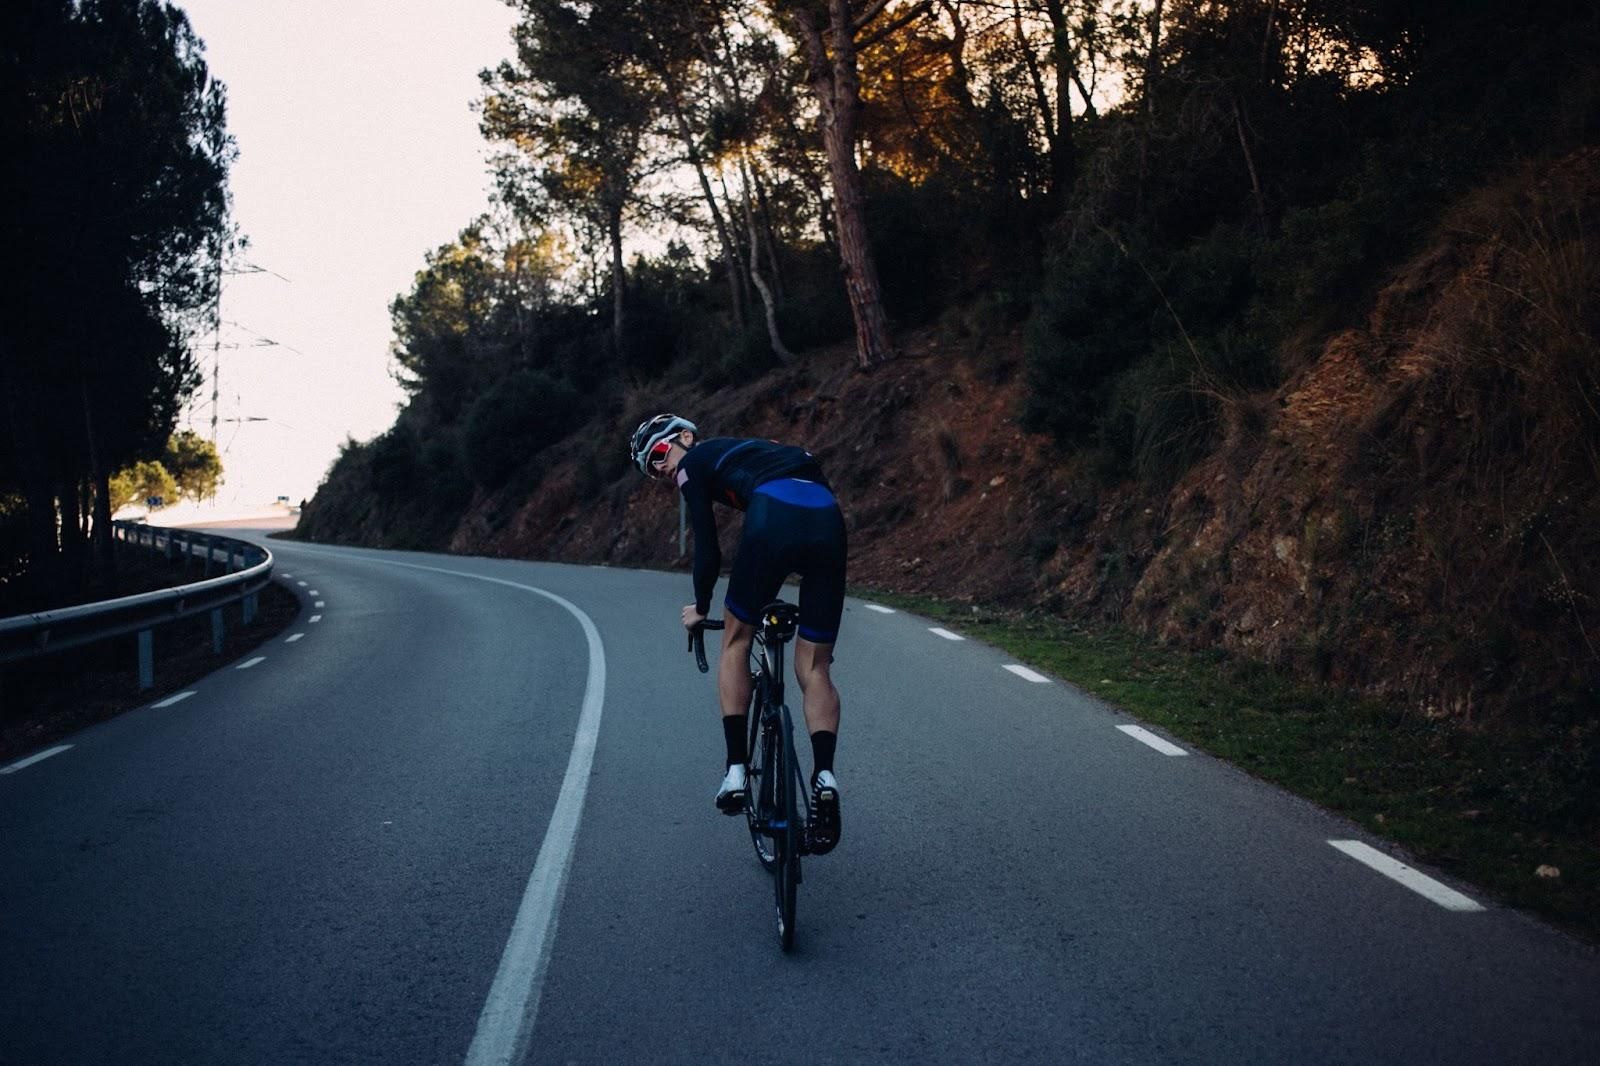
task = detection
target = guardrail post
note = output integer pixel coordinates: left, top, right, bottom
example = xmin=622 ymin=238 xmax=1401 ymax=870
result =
xmin=211 ymin=607 xmax=224 ymax=653
xmin=166 ymin=530 xmax=177 ymax=561
xmin=243 ymin=590 xmax=257 ymax=625
xmin=138 ymin=630 xmax=154 ymax=690
xmin=180 ymin=532 xmax=191 ymax=573
xmin=203 ymin=536 xmax=213 ymax=577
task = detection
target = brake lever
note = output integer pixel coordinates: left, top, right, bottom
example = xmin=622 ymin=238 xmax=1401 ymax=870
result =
xmin=689 ymin=619 xmax=725 ymax=673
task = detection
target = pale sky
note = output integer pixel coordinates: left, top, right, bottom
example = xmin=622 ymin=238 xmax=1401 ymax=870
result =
xmin=176 ymin=0 xmax=519 ymax=507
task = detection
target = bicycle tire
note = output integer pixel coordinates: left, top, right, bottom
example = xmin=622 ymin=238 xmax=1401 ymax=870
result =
xmin=774 ymin=703 xmax=800 ymax=951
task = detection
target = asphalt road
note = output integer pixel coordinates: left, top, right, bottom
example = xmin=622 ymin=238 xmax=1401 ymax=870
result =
xmin=2 ymin=537 xmax=1596 ymax=1064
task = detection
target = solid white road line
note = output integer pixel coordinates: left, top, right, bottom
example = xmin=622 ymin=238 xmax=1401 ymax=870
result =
xmin=1328 ymin=840 xmax=1485 ymax=912
xmin=292 ymin=556 xmax=606 ymax=1066
xmin=309 ymin=615 xmax=322 ymax=623
xmin=864 ymin=604 xmax=896 ymax=614
xmin=285 ymin=633 xmax=305 ymax=643
xmin=1117 ymin=724 xmax=1189 ymax=756
xmin=1003 ymin=664 xmax=1051 ymax=683
xmin=1 ymin=745 xmax=73 ymax=775
xmin=929 ymin=627 xmax=964 ymax=641
xmin=153 ymin=691 xmax=195 ymax=708
xmin=236 ymin=657 xmax=266 ymax=670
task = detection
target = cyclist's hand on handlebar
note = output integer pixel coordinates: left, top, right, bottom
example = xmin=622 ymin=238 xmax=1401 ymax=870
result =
xmin=686 ymin=611 xmax=723 ymax=673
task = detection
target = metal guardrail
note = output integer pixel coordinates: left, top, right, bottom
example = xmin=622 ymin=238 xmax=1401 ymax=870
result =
xmin=0 ymin=520 xmax=275 ymax=690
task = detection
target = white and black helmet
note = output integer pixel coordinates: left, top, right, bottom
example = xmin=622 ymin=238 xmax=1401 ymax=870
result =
xmin=629 ymin=413 xmax=697 ymax=477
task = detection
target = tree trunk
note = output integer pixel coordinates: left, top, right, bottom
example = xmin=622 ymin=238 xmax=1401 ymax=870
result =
xmin=606 ymin=202 xmax=626 ymax=357
xmin=1042 ymin=0 xmax=1077 ymax=200
xmin=1013 ymin=0 xmax=1057 ymax=179
xmin=1232 ymin=96 xmax=1268 ymax=235
xmin=0 ymin=338 xmax=60 ymax=609
xmin=794 ymin=1 xmax=896 ymax=371
xmin=936 ymin=0 xmax=979 ymax=118
xmin=59 ymin=477 xmax=84 ymax=595
xmin=1137 ymin=0 xmax=1165 ymax=216
xmin=92 ymin=469 xmax=113 ymax=586
xmin=80 ymin=378 xmax=115 ymax=582
xmin=740 ymin=155 xmax=794 ymax=363
xmin=750 ymin=167 xmax=786 ymax=302
xmin=21 ymin=481 xmax=58 ymax=609
xmin=658 ymin=60 xmax=748 ymax=333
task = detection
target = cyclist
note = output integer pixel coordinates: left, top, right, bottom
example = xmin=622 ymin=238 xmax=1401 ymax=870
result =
xmin=630 ymin=413 xmax=846 ymax=854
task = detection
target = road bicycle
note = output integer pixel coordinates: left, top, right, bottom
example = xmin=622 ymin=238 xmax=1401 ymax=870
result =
xmin=691 ymin=601 xmax=809 ymax=951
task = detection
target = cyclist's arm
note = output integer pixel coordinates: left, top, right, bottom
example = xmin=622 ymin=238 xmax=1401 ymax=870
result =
xmin=679 ymin=473 xmax=720 ymax=616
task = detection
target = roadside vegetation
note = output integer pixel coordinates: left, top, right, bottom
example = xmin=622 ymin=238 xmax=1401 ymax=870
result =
xmin=1 ymin=1 xmax=236 ymax=614
xmin=864 ymin=588 xmax=1600 ymax=942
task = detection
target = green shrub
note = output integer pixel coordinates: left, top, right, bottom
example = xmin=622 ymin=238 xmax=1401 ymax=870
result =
xmin=1021 ymin=229 xmax=1158 ymax=442
xmin=463 ymin=370 xmax=585 ymax=488
xmin=1097 ymin=346 xmax=1220 ymax=486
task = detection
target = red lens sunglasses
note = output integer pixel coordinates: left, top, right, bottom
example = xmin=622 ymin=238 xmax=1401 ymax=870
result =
xmin=648 ymin=438 xmax=674 ymax=477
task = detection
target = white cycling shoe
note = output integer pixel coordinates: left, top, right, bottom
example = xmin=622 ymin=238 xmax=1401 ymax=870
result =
xmin=808 ymin=770 xmax=841 ymax=854
xmin=715 ymin=763 xmax=747 ymax=815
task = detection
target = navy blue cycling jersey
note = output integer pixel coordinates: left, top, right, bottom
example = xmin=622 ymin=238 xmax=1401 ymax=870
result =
xmin=675 ymin=437 xmax=829 ymax=616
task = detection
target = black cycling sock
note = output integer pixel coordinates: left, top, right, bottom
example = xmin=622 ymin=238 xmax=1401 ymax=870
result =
xmin=810 ymin=730 xmax=837 ymax=778
xmin=722 ymin=714 xmax=747 ymax=767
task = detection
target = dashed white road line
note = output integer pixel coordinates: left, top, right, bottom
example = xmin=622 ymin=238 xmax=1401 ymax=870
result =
xmin=864 ymin=604 xmax=896 ymax=614
xmin=309 ymin=589 xmax=319 ymax=596
xmin=1003 ymin=664 xmax=1051 ymax=683
xmin=309 ymin=614 xmax=322 ymax=623
xmin=314 ymin=601 xmax=325 ymax=608
xmin=153 ymin=691 xmax=195 ymax=708
xmin=1117 ymin=724 xmax=1189 ymax=756
xmin=296 ymin=581 xmax=307 ymax=587
xmin=1329 ymin=840 xmax=1484 ymax=912
xmin=929 ymin=627 xmax=964 ymax=641
xmin=236 ymin=657 xmax=266 ymax=670
xmin=281 ymin=573 xmax=293 ymax=579
xmin=285 ymin=633 xmax=305 ymax=643
xmin=1 ymin=745 xmax=73 ymax=775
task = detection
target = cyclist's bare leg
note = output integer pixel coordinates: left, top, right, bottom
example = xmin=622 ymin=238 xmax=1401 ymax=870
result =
xmin=718 ymin=615 xmax=756 ymax=730
xmin=793 ymin=638 xmax=840 ymax=736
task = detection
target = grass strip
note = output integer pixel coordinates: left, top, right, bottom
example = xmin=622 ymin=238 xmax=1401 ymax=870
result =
xmin=856 ymin=587 xmax=1599 ymax=944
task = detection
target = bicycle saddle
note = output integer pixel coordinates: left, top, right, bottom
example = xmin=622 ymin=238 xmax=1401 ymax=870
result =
xmin=760 ymin=601 xmax=799 ymax=639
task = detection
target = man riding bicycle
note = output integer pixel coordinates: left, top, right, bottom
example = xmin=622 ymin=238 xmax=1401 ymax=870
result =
xmin=630 ymin=414 xmax=846 ymax=854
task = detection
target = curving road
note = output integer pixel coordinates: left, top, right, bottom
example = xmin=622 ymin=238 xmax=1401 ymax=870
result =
xmin=2 ymin=537 xmax=1596 ymax=1064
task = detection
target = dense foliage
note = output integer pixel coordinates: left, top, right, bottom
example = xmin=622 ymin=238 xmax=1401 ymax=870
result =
xmin=0 ymin=0 xmax=234 ymax=611
xmin=311 ymin=1 xmax=1597 ymax=548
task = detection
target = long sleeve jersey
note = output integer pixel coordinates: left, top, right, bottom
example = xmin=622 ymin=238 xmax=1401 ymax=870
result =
xmin=674 ymin=437 xmax=829 ymax=614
